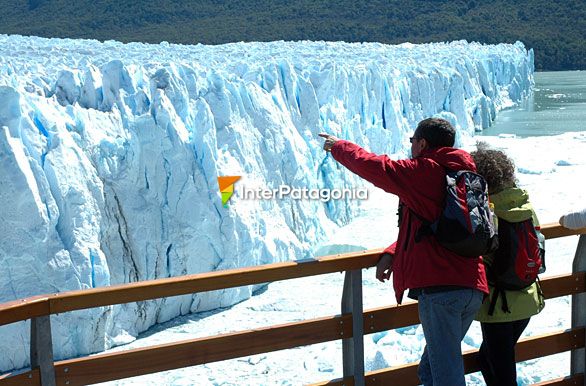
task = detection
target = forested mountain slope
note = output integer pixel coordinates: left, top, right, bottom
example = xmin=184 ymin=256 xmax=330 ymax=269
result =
xmin=1 ymin=0 xmax=583 ymax=70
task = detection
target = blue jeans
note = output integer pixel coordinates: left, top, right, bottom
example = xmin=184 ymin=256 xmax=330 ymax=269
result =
xmin=417 ymin=288 xmax=484 ymax=386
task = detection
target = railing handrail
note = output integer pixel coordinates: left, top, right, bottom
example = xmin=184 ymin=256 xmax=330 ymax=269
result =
xmin=0 ymin=223 xmax=584 ymax=327
xmin=0 ymin=249 xmax=383 ymax=326
xmin=1 ymin=272 xmax=583 ymax=385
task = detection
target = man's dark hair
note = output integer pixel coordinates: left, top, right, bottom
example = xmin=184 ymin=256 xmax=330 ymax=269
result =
xmin=471 ymin=142 xmax=516 ymax=194
xmin=414 ymin=118 xmax=456 ymax=148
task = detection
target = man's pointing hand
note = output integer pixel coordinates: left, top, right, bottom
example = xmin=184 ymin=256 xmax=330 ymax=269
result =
xmin=318 ymin=133 xmax=340 ymax=152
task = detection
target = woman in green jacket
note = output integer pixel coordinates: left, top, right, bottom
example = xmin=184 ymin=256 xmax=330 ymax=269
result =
xmin=471 ymin=145 xmax=545 ymax=386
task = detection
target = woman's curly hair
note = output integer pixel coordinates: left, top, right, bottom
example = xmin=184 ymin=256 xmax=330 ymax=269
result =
xmin=470 ymin=142 xmax=516 ymax=194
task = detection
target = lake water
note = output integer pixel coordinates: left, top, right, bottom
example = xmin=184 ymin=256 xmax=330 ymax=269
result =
xmin=480 ymin=71 xmax=586 ymax=137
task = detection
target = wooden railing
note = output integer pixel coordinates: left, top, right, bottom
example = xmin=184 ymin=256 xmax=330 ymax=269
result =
xmin=0 ymin=223 xmax=585 ymax=386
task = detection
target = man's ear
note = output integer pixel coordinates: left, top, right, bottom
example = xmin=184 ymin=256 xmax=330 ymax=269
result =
xmin=419 ymin=138 xmax=429 ymax=151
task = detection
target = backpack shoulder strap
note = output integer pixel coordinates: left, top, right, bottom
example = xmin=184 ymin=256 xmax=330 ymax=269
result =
xmin=487 ymin=288 xmax=511 ymax=316
xmin=410 ymin=166 xmax=455 ymax=242
xmin=413 ymin=212 xmax=433 ymax=242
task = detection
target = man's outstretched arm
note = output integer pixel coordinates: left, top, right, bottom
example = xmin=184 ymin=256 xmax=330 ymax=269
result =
xmin=319 ymin=133 xmax=412 ymax=197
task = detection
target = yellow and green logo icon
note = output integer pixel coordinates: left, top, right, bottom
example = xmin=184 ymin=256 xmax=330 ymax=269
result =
xmin=217 ymin=176 xmax=241 ymax=207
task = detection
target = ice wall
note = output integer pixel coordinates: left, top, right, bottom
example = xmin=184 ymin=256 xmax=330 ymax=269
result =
xmin=0 ymin=35 xmax=533 ymax=371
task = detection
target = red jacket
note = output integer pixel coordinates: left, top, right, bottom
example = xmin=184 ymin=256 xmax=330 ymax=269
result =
xmin=331 ymin=140 xmax=489 ymax=303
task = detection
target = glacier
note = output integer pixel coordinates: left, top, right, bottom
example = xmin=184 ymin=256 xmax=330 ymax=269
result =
xmin=0 ymin=34 xmax=533 ymax=371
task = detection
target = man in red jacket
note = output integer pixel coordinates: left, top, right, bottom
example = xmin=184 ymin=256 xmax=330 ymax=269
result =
xmin=320 ymin=118 xmax=488 ymax=386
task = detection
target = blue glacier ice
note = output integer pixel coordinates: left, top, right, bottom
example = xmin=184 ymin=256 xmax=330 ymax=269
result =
xmin=0 ymin=34 xmax=533 ymax=371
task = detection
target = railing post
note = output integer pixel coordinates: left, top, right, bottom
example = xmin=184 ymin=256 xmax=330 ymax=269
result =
xmin=341 ymin=269 xmax=365 ymax=386
xmin=31 ymin=315 xmax=56 ymax=386
xmin=571 ymin=234 xmax=586 ymax=384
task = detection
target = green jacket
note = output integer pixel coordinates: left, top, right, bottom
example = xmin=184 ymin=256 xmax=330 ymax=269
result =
xmin=475 ymin=188 xmax=545 ymax=323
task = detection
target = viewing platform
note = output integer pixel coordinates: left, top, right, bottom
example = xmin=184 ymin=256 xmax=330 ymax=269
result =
xmin=0 ymin=222 xmax=585 ymax=386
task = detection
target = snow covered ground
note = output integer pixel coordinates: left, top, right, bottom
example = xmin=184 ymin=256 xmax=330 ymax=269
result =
xmin=94 ymin=131 xmax=586 ymax=385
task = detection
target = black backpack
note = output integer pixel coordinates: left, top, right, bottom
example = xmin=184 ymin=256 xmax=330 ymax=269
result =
xmin=414 ymin=169 xmax=499 ymax=258
xmin=487 ymin=217 xmax=546 ymax=315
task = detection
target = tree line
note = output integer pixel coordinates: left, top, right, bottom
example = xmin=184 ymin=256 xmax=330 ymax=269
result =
xmin=0 ymin=0 xmax=584 ymax=71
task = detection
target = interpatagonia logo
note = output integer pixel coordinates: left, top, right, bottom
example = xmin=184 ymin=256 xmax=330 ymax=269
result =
xmin=217 ymin=176 xmax=241 ymax=208
xmin=217 ymin=175 xmax=368 ymax=207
